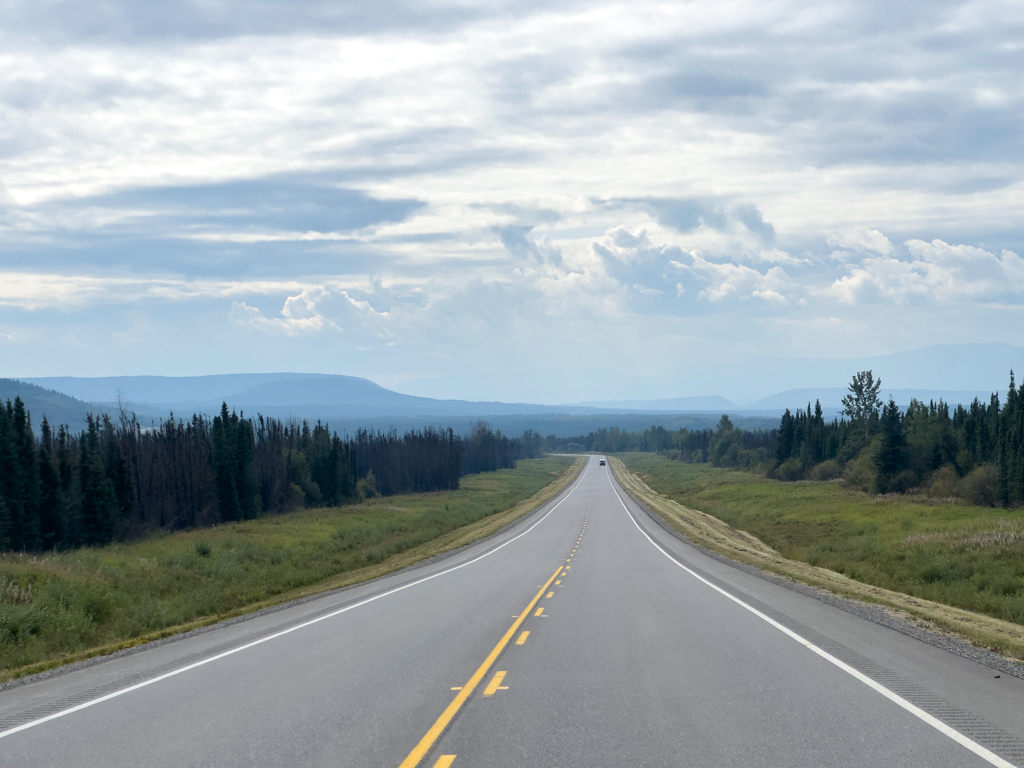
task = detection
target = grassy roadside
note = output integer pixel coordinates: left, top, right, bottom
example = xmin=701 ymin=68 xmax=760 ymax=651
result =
xmin=611 ymin=454 xmax=1024 ymax=664
xmin=0 ymin=456 xmax=583 ymax=682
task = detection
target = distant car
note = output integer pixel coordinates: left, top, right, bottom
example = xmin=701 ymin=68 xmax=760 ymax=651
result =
xmin=599 ymin=459 xmax=606 ymax=466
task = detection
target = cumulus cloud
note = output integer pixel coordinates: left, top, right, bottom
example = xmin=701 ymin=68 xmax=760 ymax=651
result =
xmin=826 ymin=228 xmax=894 ymax=256
xmin=230 ymin=287 xmax=339 ymax=336
xmin=590 ymin=226 xmax=796 ymax=310
xmin=672 ymin=251 xmax=794 ymax=305
xmin=497 ymin=225 xmax=562 ymax=267
xmin=2 ymin=0 xmax=1024 ymax=390
xmin=825 ymin=239 xmax=1024 ymax=305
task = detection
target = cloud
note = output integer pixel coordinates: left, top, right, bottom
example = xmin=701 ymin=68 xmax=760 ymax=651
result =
xmin=0 ymin=272 xmax=314 ymax=310
xmin=824 ymin=239 xmax=1024 ymax=305
xmin=673 ymin=251 xmax=793 ymax=305
xmin=589 ymin=226 xmax=796 ymax=312
xmin=604 ymin=197 xmax=776 ymax=245
xmin=826 ymin=228 xmax=894 ymax=255
xmin=496 ymin=225 xmax=562 ymax=266
xmin=23 ymin=178 xmax=425 ymax=237
xmin=0 ymin=0 xmax=520 ymax=43
xmin=229 ymin=287 xmax=339 ymax=336
xmin=2 ymin=0 xmax=1024 ymax=395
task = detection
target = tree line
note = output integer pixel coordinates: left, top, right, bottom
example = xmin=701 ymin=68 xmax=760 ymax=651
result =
xmin=544 ymin=421 xmax=777 ymax=469
xmin=545 ymin=369 xmax=1024 ymax=508
xmin=0 ymin=401 xmax=529 ymax=551
xmin=770 ymin=370 xmax=1024 ymax=507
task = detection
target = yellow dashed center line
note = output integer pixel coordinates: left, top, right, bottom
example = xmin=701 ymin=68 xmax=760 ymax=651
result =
xmin=483 ymin=670 xmax=509 ymax=696
xmin=433 ymin=756 xmax=457 ymax=768
xmin=396 ymin=565 xmax=562 ymax=768
xmin=515 ymin=631 xmax=530 ymax=645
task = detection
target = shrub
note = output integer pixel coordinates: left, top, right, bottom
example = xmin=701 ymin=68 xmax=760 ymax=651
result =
xmin=842 ymin=441 xmax=880 ymax=493
xmin=928 ymin=464 xmax=961 ymax=499
xmin=962 ymin=464 xmax=999 ymax=507
xmin=843 ymin=457 xmax=873 ymax=492
xmin=775 ymin=458 xmax=804 ymax=482
xmin=888 ymin=469 xmax=919 ymax=494
xmin=357 ymin=470 xmax=378 ymax=500
xmin=808 ymin=460 xmax=841 ymax=481
xmin=194 ymin=540 xmax=213 ymax=557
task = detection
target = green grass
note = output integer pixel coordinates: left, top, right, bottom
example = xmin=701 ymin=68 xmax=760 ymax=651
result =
xmin=0 ymin=457 xmax=575 ymax=677
xmin=618 ymin=453 xmax=1024 ymax=626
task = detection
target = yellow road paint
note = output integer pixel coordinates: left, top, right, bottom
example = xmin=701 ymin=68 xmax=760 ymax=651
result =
xmin=396 ymin=565 xmax=563 ymax=768
xmin=483 ymin=671 xmax=509 ymax=696
xmin=516 ymin=631 xmax=530 ymax=645
xmin=450 ymin=686 xmax=462 ymax=691
xmin=432 ymin=757 xmax=457 ymax=768
xmin=546 ymin=592 xmax=553 ymax=598
xmin=555 ymin=580 xmax=561 ymax=584
xmin=534 ymin=606 xmax=545 ymax=616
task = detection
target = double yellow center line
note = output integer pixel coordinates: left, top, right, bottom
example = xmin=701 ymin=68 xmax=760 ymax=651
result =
xmin=397 ymin=565 xmax=565 ymax=768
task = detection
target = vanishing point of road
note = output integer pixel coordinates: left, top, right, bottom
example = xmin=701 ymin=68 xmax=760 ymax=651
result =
xmin=1 ymin=456 xmax=1022 ymax=767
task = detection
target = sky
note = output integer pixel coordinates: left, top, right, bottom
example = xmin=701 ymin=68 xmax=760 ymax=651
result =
xmin=1 ymin=0 xmax=1023 ymax=403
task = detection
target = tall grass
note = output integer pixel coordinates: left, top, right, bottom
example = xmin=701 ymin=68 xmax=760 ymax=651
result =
xmin=0 ymin=457 xmax=574 ymax=676
xmin=618 ymin=454 xmax=1024 ymax=626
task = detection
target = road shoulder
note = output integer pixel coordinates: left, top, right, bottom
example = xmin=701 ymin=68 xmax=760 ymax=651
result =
xmin=608 ymin=456 xmax=1024 ymax=675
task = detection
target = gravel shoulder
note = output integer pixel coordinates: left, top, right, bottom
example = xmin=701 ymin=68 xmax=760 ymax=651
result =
xmin=609 ymin=456 xmax=1024 ymax=676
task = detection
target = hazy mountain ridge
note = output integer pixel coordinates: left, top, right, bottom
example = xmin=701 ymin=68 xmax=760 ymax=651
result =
xmin=0 ymin=379 xmax=99 ymax=431
xmin=11 ymin=343 xmax=1023 ymax=433
xmin=604 ymin=342 xmax=1024 ymax=405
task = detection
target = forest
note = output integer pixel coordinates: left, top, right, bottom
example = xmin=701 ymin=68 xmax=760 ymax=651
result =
xmin=0 ymin=401 xmax=534 ymax=551
xmin=4 ymin=368 xmax=1023 ymax=552
xmin=546 ymin=371 xmax=1024 ymax=508
xmin=768 ymin=371 xmax=1024 ymax=507
xmin=544 ymin=420 xmax=777 ymax=468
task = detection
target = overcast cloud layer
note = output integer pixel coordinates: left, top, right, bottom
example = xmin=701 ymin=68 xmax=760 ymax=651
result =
xmin=1 ymin=0 xmax=1022 ymax=402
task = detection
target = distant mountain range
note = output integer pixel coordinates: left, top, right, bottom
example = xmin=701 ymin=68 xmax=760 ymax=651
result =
xmin=578 ymin=395 xmax=734 ymax=411
xmin=19 ymin=373 xmax=618 ymax=420
xmin=5 ymin=342 xmax=1020 ymax=434
xmin=585 ymin=342 xmax=1024 ymax=406
xmin=744 ymin=388 xmax=999 ymax=411
xmin=0 ymin=379 xmax=98 ymax=431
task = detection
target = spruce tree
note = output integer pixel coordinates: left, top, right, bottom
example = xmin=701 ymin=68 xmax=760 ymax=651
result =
xmin=15 ymin=400 xmax=42 ymax=550
xmin=80 ymin=416 xmax=116 ymax=546
xmin=876 ymin=398 xmax=910 ymax=493
xmin=38 ymin=417 xmax=65 ymax=547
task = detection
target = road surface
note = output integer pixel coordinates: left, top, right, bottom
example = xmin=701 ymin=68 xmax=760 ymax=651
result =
xmin=1 ymin=455 xmax=1022 ymax=767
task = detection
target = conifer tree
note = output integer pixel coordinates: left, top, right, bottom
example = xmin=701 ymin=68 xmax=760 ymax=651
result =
xmin=38 ymin=417 xmax=65 ymax=547
xmin=875 ymin=398 xmax=910 ymax=493
xmin=79 ymin=415 xmax=116 ymax=546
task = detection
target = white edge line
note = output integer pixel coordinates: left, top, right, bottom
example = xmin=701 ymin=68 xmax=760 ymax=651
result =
xmin=606 ymin=468 xmax=1017 ymax=768
xmin=0 ymin=459 xmax=592 ymax=740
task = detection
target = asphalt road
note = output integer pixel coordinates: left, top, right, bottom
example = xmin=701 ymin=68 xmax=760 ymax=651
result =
xmin=1 ymin=456 xmax=1022 ymax=767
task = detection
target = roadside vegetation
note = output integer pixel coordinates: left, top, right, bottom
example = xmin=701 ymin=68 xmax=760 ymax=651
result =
xmin=0 ymin=456 xmax=578 ymax=681
xmin=617 ymin=453 xmax=1024 ymax=632
xmin=551 ymin=370 xmax=1024 ymax=509
xmin=0 ymin=395 xmax=547 ymax=552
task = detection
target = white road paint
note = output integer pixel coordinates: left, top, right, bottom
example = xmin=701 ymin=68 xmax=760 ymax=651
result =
xmin=0 ymin=461 xmax=592 ymax=740
xmin=605 ymin=461 xmax=1018 ymax=768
